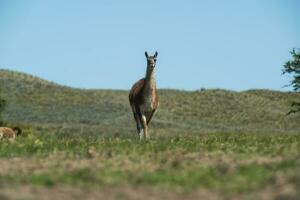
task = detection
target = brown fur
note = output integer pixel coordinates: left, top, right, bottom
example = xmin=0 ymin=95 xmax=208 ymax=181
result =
xmin=0 ymin=127 xmax=22 ymax=139
xmin=129 ymin=52 xmax=159 ymax=139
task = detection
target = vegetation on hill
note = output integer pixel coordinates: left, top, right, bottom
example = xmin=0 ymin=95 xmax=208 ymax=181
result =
xmin=283 ymin=49 xmax=300 ymax=114
xmin=0 ymin=69 xmax=299 ymax=135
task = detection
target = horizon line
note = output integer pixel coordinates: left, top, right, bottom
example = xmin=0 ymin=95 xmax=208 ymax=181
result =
xmin=0 ymin=68 xmax=293 ymax=93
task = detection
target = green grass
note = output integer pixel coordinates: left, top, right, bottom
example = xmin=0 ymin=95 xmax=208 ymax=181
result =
xmin=1 ymin=132 xmax=299 ymax=157
xmin=0 ymin=133 xmax=299 ymax=198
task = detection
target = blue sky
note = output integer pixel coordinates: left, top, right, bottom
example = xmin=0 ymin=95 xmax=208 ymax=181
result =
xmin=0 ymin=0 xmax=299 ymax=91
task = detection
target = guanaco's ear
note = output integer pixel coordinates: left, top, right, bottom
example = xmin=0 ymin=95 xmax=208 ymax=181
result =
xmin=145 ymin=51 xmax=149 ymax=58
xmin=154 ymin=51 xmax=158 ymax=58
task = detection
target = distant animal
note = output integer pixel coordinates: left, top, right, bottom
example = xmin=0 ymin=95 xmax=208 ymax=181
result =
xmin=0 ymin=127 xmax=22 ymax=139
xmin=129 ymin=51 xmax=159 ymax=139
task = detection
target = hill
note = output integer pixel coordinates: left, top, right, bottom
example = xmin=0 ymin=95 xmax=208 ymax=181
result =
xmin=0 ymin=69 xmax=299 ymax=135
xmin=0 ymin=69 xmax=300 ymax=199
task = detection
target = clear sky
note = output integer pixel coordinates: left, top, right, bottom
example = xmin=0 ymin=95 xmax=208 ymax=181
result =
xmin=0 ymin=0 xmax=299 ymax=91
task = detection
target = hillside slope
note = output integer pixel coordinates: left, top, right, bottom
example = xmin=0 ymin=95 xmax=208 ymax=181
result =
xmin=0 ymin=69 xmax=299 ymax=135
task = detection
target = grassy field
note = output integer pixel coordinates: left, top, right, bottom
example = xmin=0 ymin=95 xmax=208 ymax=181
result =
xmin=0 ymin=133 xmax=299 ymax=200
xmin=0 ymin=69 xmax=300 ymax=199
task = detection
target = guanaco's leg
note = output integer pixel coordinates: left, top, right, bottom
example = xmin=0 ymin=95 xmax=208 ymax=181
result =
xmin=131 ymin=105 xmax=143 ymax=138
xmin=146 ymin=109 xmax=156 ymax=125
xmin=134 ymin=114 xmax=143 ymax=137
xmin=141 ymin=115 xmax=148 ymax=139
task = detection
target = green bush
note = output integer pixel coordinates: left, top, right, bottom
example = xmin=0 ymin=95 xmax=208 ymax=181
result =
xmin=0 ymin=87 xmax=6 ymax=126
xmin=283 ymin=49 xmax=300 ymax=114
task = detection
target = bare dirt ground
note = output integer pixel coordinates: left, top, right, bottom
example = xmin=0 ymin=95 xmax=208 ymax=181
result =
xmin=0 ymin=186 xmax=221 ymax=200
xmin=0 ymin=184 xmax=298 ymax=200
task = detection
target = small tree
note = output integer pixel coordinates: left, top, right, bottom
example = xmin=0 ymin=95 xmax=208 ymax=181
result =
xmin=283 ymin=48 xmax=300 ymax=114
xmin=0 ymin=87 xmax=6 ymax=125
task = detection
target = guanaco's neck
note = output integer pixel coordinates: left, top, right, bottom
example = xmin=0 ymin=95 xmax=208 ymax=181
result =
xmin=143 ymin=64 xmax=156 ymax=95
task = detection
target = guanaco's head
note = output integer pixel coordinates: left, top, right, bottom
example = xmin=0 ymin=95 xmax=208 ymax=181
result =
xmin=145 ymin=51 xmax=158 ymax=69
xmin=13 ymin=127 xmax=22 ymax=136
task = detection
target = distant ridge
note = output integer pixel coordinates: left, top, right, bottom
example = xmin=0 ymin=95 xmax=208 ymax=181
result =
xmin=0 ymin=69 xmax=70 ymax=89
xmin=0 ymin=69 xmax=299 ymax=135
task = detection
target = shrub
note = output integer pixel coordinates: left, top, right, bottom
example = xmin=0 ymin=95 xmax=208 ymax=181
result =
xmin=283 ymin=49 xmax=300 ymax=114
